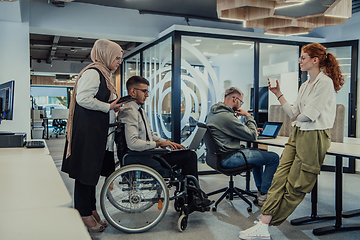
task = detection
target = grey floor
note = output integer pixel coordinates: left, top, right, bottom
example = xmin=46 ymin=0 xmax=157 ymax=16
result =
xmin=48 ymin=135 xmax=360 ymax=240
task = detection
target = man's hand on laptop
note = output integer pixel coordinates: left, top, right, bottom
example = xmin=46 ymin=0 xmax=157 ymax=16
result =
xmin=156 ymin=140 xmax=186 ymax=150
xmin=257 ymin=128 xmax=263 ymax=134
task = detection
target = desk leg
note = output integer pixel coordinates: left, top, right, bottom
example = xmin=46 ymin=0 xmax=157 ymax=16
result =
xmin=291 ymin=179 xmax=335 ymax=225
xmin=312 ymin=156 xmax=360 ymax=235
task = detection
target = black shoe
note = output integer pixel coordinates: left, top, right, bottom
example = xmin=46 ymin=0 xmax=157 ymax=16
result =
xmin=188 ymin=197 xmax=214 ymax=213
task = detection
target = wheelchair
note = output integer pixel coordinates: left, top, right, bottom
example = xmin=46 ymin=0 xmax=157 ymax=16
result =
xmin=52 ymin=118 xmax=67 ymax=137
xmin=100 ymin=122 xmax=211 ymax=233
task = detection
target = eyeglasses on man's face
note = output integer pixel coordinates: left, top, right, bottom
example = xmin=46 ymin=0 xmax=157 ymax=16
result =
xmin=134 ymin=88 xmax=149 ymax=94
xmin=115 ymin=57 xmax=123 ymax=63
xmin=233 ymin=96 xmax=244 ymax=106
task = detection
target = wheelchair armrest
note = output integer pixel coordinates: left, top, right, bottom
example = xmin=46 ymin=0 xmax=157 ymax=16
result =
xmin=123 ymin=148 xmax=173 ymax=171
xmin=127 ymin=148 xmax=170 ymax=155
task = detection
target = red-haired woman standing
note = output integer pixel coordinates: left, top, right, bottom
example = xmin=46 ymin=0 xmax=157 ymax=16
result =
xmin=239 ymin=43 xmax=345 ymax=240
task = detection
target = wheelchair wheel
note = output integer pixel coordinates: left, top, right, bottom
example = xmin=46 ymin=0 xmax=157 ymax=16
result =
xmin=177 ymin=214 xmax=188 ymax=232
xmin=100 ymin=164 xmax=169 ymax=233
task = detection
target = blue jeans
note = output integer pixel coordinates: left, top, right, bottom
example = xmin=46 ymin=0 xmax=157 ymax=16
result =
xmin=220 ymin=148 xmax=279 ymax=194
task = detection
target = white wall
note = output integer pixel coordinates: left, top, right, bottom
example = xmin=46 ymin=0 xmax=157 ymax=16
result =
xmin=0 ymin=1 xmax=30 ymax=137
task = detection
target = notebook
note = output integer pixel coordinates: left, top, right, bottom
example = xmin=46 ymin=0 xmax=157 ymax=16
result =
xmin=258 ymin=122 xmax=283 ymax=139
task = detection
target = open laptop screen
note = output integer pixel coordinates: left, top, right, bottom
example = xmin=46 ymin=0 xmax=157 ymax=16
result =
xmin=259 ymin=122 xmax=283 ymax=138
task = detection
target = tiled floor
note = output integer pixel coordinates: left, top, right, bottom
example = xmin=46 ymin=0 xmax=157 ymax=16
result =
xmin=48 ymin=136 xmax=360 ymax=240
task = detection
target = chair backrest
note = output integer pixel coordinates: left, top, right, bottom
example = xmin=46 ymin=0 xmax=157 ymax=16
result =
xmin=51 ymin=109 xmax=69 ymax=119
xmin=269 ymin=105 xmax=292 ymax=137
xmin=330 ymin=104 xmax=345 ymax=143
xmin=197 ymin=122 xmax=220 ymax=170
xmin=269 ymin=104 xmax=345 ymax=142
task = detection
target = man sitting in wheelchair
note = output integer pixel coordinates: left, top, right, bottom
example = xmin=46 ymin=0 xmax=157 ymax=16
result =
xmin=117 ymin=76 xmax=213 ymax=213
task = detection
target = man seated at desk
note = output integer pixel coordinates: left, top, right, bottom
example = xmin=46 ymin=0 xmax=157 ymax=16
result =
xmin=206 ymin=87 xmax=279 ymax=206
xmin=118 ymin=75 xmax=213 ymax=211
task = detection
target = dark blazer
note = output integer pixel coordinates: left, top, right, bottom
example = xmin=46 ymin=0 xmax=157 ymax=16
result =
xmin=61 ymin=68 xmax=112 ymax=186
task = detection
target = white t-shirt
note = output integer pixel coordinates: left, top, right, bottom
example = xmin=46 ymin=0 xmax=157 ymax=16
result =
xmin=282 ymin=71 xmax=336 ymax=131
xmin=76 ymin=69 xmax=117 ymax=151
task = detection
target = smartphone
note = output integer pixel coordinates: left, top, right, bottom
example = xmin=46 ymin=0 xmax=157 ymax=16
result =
xmin=109 ymin=95 xmax=137 ymax=104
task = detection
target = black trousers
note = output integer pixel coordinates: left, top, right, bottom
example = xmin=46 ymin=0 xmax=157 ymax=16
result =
xmin=74 ymin=150 xmax=115 ymax=216
xmin=74 ymin=180 xmax=96 ymax=216
xmin=161 ymin=150 xmax=198 ymax=179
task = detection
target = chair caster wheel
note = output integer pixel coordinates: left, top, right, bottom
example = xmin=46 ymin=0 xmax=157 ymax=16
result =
xmin=247 ymin=207 xmax=252 ymax=213
xmin=178 ymin=214 xmax=188 ymax=232
xmin=212 ymin=206 xmax=217 ymax=211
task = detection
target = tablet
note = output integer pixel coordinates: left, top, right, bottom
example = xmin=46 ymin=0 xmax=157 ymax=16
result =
xmin=109 ymin=95 xmax=137 ymax=104
xmin=258 ymin=122 xmax=283 ymax=139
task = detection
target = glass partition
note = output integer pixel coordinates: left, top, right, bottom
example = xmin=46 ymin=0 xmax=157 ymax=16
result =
xmin=122 ymin=53 xmax=141 ymax=95
xmin=326 ymin=46 xmax=351 ymax=138
xmin=258 ymin=43 xmax=299 ymax=126
xmin=181 ymin=36 xmax=255 ymax=165
xmin=142 ymin=37 xmax=172 ymax=140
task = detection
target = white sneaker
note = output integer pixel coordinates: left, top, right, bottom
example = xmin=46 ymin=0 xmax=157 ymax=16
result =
xmin=239 ymin=221 xmax=270 ymax=240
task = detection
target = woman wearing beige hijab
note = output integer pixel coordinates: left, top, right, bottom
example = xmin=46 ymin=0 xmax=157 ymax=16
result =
xmin=62 ymin=39 xmax=124 ymax=232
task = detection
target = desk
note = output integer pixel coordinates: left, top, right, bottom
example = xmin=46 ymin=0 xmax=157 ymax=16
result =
xmin=253 ymin=136 xmax=360 ymax=235
xmin=0 ymin=154 xmax=72 ymax=211
xmin=0 ymin=207 xmax=91 ymax=240
xmin=0 ymin=140 xmax=50 ymax=156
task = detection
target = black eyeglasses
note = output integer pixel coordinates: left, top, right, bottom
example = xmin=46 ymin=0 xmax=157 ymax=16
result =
xmin=134 ymin=88 xmax=149 ymax=94
xmin=233 ymin=96 xmax=244 ymax=106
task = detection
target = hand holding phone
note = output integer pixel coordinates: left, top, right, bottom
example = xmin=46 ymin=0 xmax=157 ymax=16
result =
xmin=109 ymin=95 xmax=137 ymax=104
xmin=109 ymin=95 xmax=137 ymax=112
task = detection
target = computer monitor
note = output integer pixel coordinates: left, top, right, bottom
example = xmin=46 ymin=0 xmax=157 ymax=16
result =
xmin=0 ymin=80 xmax=15 ymax=121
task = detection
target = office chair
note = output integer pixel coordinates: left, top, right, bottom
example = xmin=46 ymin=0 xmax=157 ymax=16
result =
xmin=197 ymin=122 xmax=257 ymax=212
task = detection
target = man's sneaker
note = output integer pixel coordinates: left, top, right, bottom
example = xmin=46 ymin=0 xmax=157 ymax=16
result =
xmin=239 ymin=221 xmax=270 ymax=240
xmin=257 ymin=193 xmax=267 ymax=206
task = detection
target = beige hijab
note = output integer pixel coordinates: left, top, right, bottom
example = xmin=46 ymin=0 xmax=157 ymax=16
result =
xmin=65 ymin=39 xmax=123 ymax=158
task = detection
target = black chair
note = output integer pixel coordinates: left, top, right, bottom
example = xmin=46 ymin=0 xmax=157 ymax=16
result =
xmin=197 ymin=122 xmax=257 ymax=212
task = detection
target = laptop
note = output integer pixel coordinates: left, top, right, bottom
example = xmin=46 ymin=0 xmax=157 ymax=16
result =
xmin=171 ymin=126 xmax=206 ymax=151
xmin=258 ymin=122 xmax=283 ymax=139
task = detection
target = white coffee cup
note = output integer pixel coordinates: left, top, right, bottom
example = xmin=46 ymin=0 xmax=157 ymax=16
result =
xmin=269 ymin=78 xmax=277 ymax=88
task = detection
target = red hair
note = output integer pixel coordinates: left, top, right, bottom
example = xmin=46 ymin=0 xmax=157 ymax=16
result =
xmin=302 ymin=43 xmax=345 ymax=93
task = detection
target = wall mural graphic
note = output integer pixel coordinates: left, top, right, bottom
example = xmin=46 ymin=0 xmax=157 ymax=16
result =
xmin=143 ymin=39 xmax=221 ymax=160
